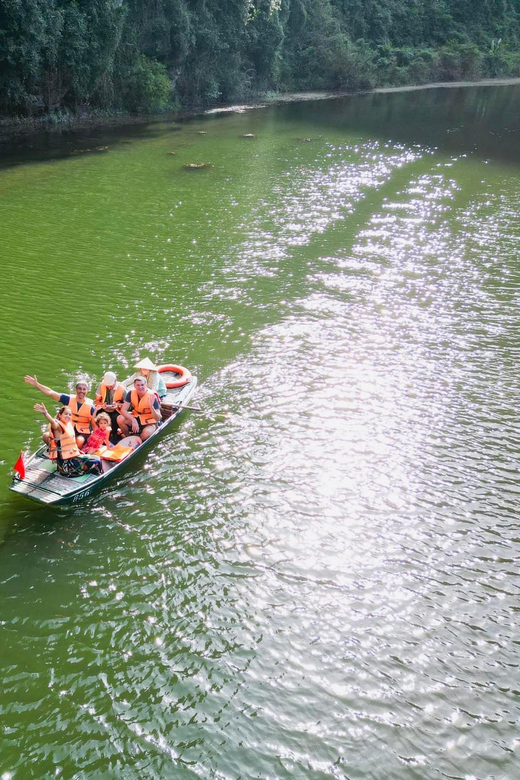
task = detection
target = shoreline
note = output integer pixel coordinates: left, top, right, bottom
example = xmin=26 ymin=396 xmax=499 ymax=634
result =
xmin=1 ymin=77 xmax=520 ymax=147
xmin=206 ymin=76 xmax=520 ymax=114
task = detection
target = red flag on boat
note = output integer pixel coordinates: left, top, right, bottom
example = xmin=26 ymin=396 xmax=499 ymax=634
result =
xmin=13 ymin=450 xmax=25 ymax=480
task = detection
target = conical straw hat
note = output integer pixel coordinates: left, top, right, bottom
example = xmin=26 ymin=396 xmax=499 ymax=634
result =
xmin=134 ymin=357 xmax=158 ymax=371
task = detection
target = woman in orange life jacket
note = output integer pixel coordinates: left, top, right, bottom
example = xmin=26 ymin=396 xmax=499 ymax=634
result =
xmin=94 ymin=371 xmax=126 ymax=444
xmin=25 ymin=375 xmax=95 ymax=449
xmin=34 ymin=403 xmax=102 ymax=478
xmin=117 ymin=376 xmax=162 ymax=441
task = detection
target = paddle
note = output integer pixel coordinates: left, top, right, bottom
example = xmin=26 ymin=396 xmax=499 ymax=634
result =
xmin=169 ymin=403 xmax=227 ymax=417
xmin=171 ymin=403 xmax=203 ymax=412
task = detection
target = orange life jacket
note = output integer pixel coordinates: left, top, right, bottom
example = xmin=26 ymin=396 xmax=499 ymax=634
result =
xmin=101 ymin=444 xmax=135 ymax=462
xmin=130 ymin=389 xmax=158 ymax=426
xmin=49 ymin=420 xmax=81 ymax=461
xmin=67 ymin=396 xmax=94 ymax=434
xmin=96 ymin=382 xmax=125 ymax=410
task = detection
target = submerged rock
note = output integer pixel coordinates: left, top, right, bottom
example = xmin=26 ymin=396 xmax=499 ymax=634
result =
xmin=183 ymin=162 xmax=213 ymax=169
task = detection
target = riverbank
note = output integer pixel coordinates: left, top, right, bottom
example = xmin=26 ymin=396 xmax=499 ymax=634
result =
xmin=2 ymin=77 xmax=520 ymax=149
xmin=207 ymin=77 xmax=520 ymax=114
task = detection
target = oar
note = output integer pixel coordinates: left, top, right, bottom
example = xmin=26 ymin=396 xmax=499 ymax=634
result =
xmin=170 ymin=403 xmax=226 ymax=417
xmin=171 ymin=403 xmax=203 ymax=412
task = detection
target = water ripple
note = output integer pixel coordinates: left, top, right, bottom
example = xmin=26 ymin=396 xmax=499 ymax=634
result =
xmin=2 ymin=93 xmax=520 ymax=779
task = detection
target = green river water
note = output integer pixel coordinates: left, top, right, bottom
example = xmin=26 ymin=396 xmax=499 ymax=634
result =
xmin=1 ymin=83 xmax=520 ymax=779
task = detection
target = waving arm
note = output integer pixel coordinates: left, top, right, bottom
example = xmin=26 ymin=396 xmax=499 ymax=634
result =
xmin=25 ymin=375 xmax=61 ymax=402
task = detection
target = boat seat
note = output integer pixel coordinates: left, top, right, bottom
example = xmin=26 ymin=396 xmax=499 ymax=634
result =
xmin=33 ymin=460 xmax=56 ymax=473
xmin=160 ymin=403 xmax=175 ymax=420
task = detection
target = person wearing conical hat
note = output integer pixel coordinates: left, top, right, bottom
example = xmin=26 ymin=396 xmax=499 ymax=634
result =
xmin=123 ymin=358 xmax=167 ymax=398
xmin=135 ymin=357 xmax=157 ymax=371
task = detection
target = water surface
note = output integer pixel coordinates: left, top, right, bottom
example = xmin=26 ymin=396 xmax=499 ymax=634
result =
xmin=1 ymin=84 xmax=520 ymax=779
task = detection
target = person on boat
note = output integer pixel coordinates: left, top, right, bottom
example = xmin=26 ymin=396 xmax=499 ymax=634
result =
xmin=124 ymin=358 xmax=167 ymax=399
xmin=34 ymin=403 xmax=102 ymax=477
xmin=24 ymin=375 xmax=95 ymax=449
xmin=82 ymin=412 xmax=112 ymax=454
xmin=94 ymin=370 xmax=125 ymax=443
xmin=117 ymin=376 xmax=162 ymax=441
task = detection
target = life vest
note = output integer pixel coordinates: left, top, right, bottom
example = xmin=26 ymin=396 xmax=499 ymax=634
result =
xmin=48 ymin=420 xmax=81 ymax=461
xmin=67 ymin=397 xmax=94 ymax=434
xmin=96 ymin=382 xmax=125 ymax=410
xmin=130 ymin=389 xmax=158 ymax=426
xmin=101 ymin=444 xmax=135 ymax=462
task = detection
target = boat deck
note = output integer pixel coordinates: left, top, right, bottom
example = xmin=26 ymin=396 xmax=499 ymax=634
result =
xmin=10 ymin=453 xmax=100 ymax=504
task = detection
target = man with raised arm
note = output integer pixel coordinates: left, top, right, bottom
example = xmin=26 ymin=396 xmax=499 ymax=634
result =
xmin=24 ymin=375 xmax=95 ymax=449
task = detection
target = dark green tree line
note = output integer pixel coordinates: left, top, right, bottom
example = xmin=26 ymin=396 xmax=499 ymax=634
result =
xmin=1 ymin=0 xmax=520 ymax=118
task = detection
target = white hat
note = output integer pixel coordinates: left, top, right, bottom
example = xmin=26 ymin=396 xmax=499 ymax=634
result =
xmin=102 ymin=371 xmax=117 ymax=385
xmin=134 ymin=357 xmax=158 ymax=371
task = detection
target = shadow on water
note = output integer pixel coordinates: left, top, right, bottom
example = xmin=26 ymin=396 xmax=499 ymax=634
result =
xmin=0 ymin=105 xmax=241 ymax=171
xmin=0 ymin=120 xmax=173 ymax=171
xmin=4 ymin=82 xmax=520 ymax=171
xmin=277 ymin=83 xmax=520 ymax=166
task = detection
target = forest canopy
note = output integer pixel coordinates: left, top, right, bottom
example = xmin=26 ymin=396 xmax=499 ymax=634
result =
xmin=1 ymin=0 xmax=520 ymax=118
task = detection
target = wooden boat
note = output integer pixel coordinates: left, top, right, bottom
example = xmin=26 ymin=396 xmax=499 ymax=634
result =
xmin=10 ymin=366 xmax=197 ymax=506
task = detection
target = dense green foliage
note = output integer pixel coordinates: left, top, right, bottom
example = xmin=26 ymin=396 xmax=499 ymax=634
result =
xmin=1 ymin=0 xmax=520 ymax=117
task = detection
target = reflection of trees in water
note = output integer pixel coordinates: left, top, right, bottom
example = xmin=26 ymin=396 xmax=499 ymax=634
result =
xmin=281 ymin=83 xmax=520 ymax=165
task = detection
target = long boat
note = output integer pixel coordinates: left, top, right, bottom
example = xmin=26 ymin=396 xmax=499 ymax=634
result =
xmin=10 ymin=366 xmax=197 ymax=506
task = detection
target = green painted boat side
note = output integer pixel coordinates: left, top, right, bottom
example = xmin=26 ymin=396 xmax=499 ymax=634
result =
xmin=10 ymin=375 xmax=198 ymax=506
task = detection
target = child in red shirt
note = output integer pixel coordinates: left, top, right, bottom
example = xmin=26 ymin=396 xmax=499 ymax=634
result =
xmin=82 ymin=412 xmax=112 ymax=454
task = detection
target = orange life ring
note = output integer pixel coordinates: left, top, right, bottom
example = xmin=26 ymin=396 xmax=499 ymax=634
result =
xmin=157 ymin=364 xmax=192 ymax=388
